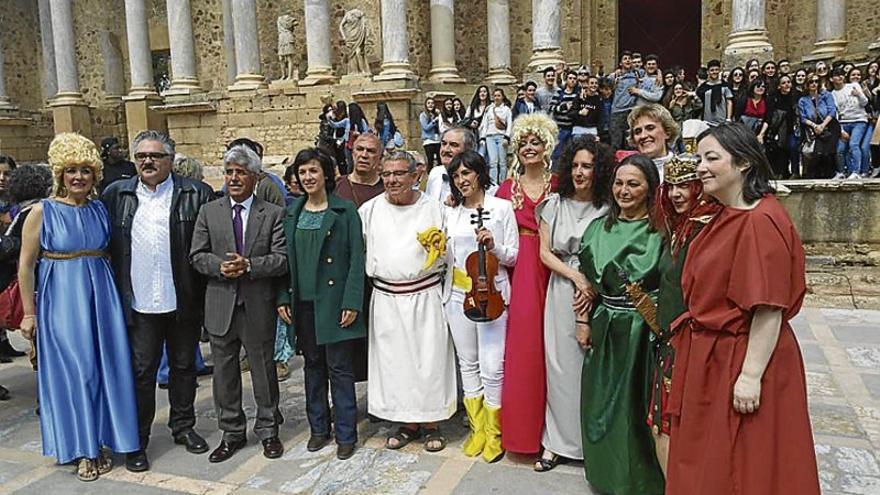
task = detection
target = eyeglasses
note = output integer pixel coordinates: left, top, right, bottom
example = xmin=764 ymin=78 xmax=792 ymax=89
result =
xmin=379 ymin=170 xmax=413 ymax=179
xmin=134 ymin=152 xmax=170 ymax=162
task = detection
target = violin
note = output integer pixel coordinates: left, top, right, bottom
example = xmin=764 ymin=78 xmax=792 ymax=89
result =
xmin=464 ymin=207 xmax=505 ymax=322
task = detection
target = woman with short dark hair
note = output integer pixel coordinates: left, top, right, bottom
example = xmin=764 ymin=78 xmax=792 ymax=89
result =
xmin=665 ymin=123 xmax=820 ymax=495
xmin=0 ymin=164 xmax=53 ymax=363
xmin=276 ymin=147 xmax=365 ymax=461
xmin=444 ymin=150 xmax=518 ymax=463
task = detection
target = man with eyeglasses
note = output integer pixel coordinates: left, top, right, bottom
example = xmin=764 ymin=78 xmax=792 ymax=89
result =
xmin=102 ymin=130 xmax=215 ymax=472
xmin=190 ymin=145 xmax=288 ymax=463
xmin=358 ymin=151 xmax=457 ymax=453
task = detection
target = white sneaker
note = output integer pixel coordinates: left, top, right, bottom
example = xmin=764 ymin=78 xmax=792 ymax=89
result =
xmin=872 ymin=168 xmax=880 ymax=178
xmin=832 ymin=172 xmax=846 ymax=180
xmin=846 ymin=173 xmax=861 ymax=180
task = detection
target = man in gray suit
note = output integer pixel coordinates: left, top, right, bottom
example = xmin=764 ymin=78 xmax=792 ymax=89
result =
xmin=190 ymin=145 xmax=288 ymax=463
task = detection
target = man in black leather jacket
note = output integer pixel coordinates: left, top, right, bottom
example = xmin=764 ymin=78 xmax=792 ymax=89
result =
xmin=101 ymin=130 xmax=214 ymax=472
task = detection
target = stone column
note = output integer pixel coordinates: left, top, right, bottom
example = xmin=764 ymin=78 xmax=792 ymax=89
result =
xmin=222 ymin=0 xmax=237 ymax=85
xmin=375 ymin=0 xmax=415 ymax=80
xmin=124 ymin=0 xmax=157 ymax=96
xmin=0 ymin=30 xmax=16 ymax=110
xmin=38 ymin=0 xmax=58 ymax=101
xmin=123 ymin=0 xmax=164 ymax=146
xmin=49 ymin=0 xmax=84 ymax=105
xmin=527 ymin=0 xmax=564 ymax=71
xmin=100 ymin=32 xmax=126 ymax=104
xmin=806 ymin=0 xmax=847 ymax=60
xmin=166 ymin=0 xmax=202 ymax=94
xmin=428 ymin=0 xmax=464 ymax=83
xmin=49 ymin=0 xmax=91 ymax=137
xmin=486 ymin=0 xmax=516 ymax=84
xmin=723 ymin=0 xmax=773 ymax=67
xmin=229 ymin=0 xmax=267 ymax=91
xmin=301 ymin=0 xmax=337 ymax=86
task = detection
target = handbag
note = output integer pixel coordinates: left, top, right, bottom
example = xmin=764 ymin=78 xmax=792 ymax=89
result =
xmin=0 ymin=278 xmax=23 ymax=328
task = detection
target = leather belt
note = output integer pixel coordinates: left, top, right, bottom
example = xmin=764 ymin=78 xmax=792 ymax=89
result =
xmin=42 ymin=250 xmax=107 ymax=260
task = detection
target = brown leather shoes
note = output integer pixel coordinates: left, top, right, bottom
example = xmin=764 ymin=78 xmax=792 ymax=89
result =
xmin=208 ymin=439 xmax=246 ymax=463
xmin=262 ymin=437 xmax=284 ymax=459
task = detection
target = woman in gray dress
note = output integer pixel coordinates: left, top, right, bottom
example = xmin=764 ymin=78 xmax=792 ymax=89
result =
xmin=534 ymin=136 xmax=613 ymax=471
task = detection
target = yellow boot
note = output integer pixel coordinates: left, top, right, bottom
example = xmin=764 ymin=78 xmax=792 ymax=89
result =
xmin=482 ymin=405 xmax=504 ymax=463
xmin=462 ymin=395 xmax=487 ymax=457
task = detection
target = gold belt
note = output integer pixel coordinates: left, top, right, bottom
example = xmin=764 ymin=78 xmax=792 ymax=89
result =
xmin=518 ymin=227 xmax=537 ymax=237
xmin=42 ymin=250 xmax=107 ymax=260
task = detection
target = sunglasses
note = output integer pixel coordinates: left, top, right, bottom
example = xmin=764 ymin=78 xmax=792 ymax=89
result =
xmin=809 ymin=80 xmax=819 ymax=84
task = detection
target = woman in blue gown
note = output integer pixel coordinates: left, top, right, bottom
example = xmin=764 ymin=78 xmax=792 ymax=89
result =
xmin=18 ymin=133 xmax=139 ymax=482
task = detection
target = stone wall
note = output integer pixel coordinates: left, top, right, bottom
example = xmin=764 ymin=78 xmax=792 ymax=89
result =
xmin=2 ymin=0 xmax=45 ymax=111
xmin=71 ymin=0 xmax=129 ymax=106
xmin=0 ymin=112 xmax=56 ymax=162
xmin=779 ymin=182 xmax=880 ymax=244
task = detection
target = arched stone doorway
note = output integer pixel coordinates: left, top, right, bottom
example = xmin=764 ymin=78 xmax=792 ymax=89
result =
xmin=617 ymin=0 xmax=702 ymax=76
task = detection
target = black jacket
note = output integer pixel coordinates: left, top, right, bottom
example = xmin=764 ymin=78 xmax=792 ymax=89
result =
xmin=101 ymin=174 xmax=215 ymax=324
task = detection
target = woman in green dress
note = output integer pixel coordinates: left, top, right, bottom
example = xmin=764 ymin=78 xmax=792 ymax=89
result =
xmin=576 ymin=153 xmax=664 ymax=495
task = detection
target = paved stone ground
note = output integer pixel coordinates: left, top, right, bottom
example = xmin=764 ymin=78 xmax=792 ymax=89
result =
xmin=0 ymin=307 xmax=878 ymax=494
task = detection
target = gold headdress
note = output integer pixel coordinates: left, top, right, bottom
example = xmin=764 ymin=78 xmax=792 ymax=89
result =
xmin=663 ymin=119 xmax=708 ymax=185
xmin=663 ymin=154 xmax=699 ymax=185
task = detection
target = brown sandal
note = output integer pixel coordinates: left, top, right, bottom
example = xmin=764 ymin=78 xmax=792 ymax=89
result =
xmin=96 ymin=452 xmax=112 ymax=475
xmin=76 ymin=458 xmax=99 ymax=482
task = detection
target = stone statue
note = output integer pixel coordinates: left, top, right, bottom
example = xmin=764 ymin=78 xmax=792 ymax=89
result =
xmin=277 ymin=14 xmax=298 ymax=81
xmin=339 ymin=9 xmax=372 ymax=76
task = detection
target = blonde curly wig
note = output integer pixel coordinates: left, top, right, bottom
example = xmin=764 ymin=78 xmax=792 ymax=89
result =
xmin=507 ymin=113 xmax=558 ymax=209
xmin=47 ymin=132 xmax=103 ymax=198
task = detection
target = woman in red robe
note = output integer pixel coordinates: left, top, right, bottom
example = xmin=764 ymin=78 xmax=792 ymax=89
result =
xmin=666 ymin=123 xmax=820 ymax=495
xmin=496 ymin=113 xmax=558 ymax=454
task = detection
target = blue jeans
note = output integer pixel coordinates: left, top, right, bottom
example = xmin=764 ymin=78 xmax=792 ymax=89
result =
xmin=552 ymin=127 xmax=573 ymax=166
xmin=788 ymin=133 xmax=801 ymax=176
xmin=861 ymin=123 xmax=875 ymax=174
xmin=837 ymin=121 xmax=868 ymax=175
xmin=296 ymin=302 xmax=357 ymax=445
xmin=485 ymin=134 xmax=508 ymax=183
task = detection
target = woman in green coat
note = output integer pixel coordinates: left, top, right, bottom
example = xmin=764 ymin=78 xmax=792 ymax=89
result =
xmin=575 ymin=153 xmax=665 ymax=494
xmin=276 ymin=148 xmax=365 ymax=461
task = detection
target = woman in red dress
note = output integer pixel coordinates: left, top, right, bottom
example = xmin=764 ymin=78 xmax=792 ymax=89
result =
xmin=666 ymin=123 xmax=820 ymax=494
xmin=496 ymin=113 xmax=557 ymax=454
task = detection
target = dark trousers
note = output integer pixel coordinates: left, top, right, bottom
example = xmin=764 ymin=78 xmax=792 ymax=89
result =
xmin=128 ymin=311 xmax=199 ymax=446
xmin=296 ymin=302 xmax=357 ymax=445
xmin=209 ymin=305 xmax=281 ymax=442
xmin=610 ymin=110 xmax=632 ymax=151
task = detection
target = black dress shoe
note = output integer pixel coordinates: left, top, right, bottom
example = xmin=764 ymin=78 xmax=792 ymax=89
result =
xmin=125 ymin=450 xmax=149 ymax=472
xmin=208 ymin=439 xmax=246 ymax=463
xmin=306 ymin=434 xmax=331 ymax=452
xmin=174 ymin=430 xmax=209 ymax=454
xmin=0 ymin=340 xmax=25 ymax=358
xmin=262 ymin=437 xmax=284 ymax=459
xmin=337 ymin=443 xmax=355 ymax=460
